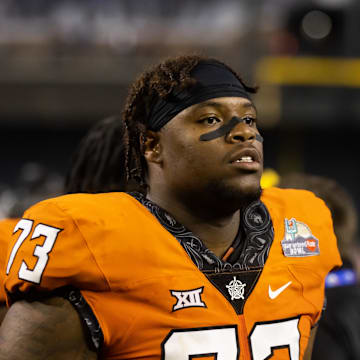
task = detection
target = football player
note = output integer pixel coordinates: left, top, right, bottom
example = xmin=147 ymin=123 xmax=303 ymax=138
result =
xmin=0 ymin=55 xmax=341 ymax=360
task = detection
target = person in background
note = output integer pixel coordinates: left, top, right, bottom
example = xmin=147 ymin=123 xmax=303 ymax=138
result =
xmin=1 ymin=54 xmax=341 ymax=360
xmin=64 ymin=115 xmax=137 ymax=194
xmin=279 ymin=172 xmax=360 ymax=360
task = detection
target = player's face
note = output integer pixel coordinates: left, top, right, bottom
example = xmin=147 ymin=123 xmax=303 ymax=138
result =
xmin=157 ymin=97 xmax=263 ymax=203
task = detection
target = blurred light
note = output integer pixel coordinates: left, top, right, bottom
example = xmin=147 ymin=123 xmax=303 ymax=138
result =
xmin=301 ymin=10 xmax=332 ymax=40
xmin=0 ymin=189 xmax=17 ymax=219
xmin=20 ymin=162 xmax=45 ymax=183
xmin=255 ymin=56 xmax=360 ymax=87
xmin=261 ymin=168 xmax=280 ymax=189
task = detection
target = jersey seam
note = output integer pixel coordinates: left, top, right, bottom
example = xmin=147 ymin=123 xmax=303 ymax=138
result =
xmin=52 ymin=201 xmax=112 ymax=291
xmin=287 ymin=264 xmax=322 ymax=325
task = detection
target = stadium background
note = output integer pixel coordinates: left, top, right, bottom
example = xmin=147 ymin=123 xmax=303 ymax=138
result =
xmin=0 ymin=0 xmax=359 ymax=231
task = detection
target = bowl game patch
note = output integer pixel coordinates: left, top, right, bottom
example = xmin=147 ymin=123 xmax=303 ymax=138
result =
xmin=281 ymin=218 xmax=320 ymax=257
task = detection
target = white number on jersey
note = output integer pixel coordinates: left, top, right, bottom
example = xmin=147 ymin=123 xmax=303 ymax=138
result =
xmin=250 ymin=317 xmax=300 ymax=359
xmin=6 ymin=219 xmax=62 ymax=284
xmin=162 ymin=326 xmax=239 ymax=359
xmin=162 ymin=318 xmax=301 ymax=359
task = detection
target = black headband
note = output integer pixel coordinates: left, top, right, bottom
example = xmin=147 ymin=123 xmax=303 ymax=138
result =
xmin=147 ymin=61 xmax=251 ymax=131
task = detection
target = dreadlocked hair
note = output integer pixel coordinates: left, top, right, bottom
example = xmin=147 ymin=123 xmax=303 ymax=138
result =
xmin=122 ymin=54 xmax=258 ymax=194
xmin=64 ymin=115 xmax=141 ymax=194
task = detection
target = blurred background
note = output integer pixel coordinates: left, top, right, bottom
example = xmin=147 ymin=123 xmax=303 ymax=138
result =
xmin=1 ymin=0 xmax=360 ymax=220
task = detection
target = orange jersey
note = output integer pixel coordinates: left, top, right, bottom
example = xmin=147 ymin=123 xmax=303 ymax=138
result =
xmin=4 ymin=189 xmax=341 ymax=359
xmin=0 ymin=218 xmax=18 ymax=303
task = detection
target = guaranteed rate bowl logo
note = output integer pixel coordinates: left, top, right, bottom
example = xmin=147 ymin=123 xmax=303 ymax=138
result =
xmin=281 ymin=218 xmax=320 ymax=257
xmin=305 ymin=239 xmax=317 ymax=252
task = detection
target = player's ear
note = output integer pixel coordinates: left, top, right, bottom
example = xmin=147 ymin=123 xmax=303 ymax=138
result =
xmin=144 ymin=130 xmax=162 ymax=164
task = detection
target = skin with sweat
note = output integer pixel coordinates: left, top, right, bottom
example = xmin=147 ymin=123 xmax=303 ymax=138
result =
xmin=145 ymin=96 xmax=263 ymax=258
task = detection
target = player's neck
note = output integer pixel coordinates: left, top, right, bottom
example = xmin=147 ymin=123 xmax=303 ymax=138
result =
xmin=187 ymin=214 xmax=240 ymax=258
xmin=147 ymin=190 xmax=241 ymax=258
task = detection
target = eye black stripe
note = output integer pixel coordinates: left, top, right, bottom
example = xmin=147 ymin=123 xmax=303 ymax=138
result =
xmin=199 ymin=116 xmax=263 ymax=143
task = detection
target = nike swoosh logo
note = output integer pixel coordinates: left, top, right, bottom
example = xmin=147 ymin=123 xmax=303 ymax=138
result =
xmin=268 ymin=281 xmax=292 ymax=299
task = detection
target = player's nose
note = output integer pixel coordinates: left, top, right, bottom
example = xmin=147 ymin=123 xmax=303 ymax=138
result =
xmin=226 ymin=122 xmax=256 ymax=144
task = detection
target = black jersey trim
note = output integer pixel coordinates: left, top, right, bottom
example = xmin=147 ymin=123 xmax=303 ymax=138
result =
xmin=63 ymin=287 xmax=104 ymax=352
xmin=128 ymin=192 xmax=274 ymax=272
xmin=6 ymin=286 xmax=104 ymax=352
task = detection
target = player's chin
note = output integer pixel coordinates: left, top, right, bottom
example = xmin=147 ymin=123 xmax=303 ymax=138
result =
xmin=231 ymin=174 xmax=262 ymax=196
xmin=233 ymin=172 xmax=261 ymax=191
xmin=211 ymin=178 xmax=262 ymax=206
xmin=235 ymin=183 xmax=262 ymax=202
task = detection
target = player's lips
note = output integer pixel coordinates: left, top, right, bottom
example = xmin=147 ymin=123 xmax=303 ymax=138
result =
xmin=227 ymin=147 xmax=262 ymax=170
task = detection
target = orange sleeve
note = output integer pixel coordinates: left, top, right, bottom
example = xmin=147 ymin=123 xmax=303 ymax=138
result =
xmin=4 ymin=197 xmax=110 ymax=305
xmin=0 ymin=218 xmax=19 ymax=303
